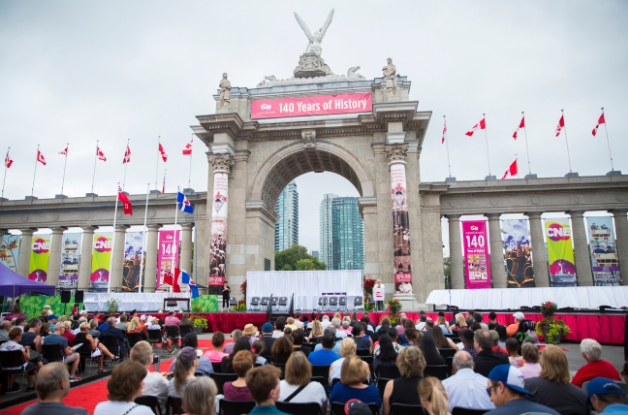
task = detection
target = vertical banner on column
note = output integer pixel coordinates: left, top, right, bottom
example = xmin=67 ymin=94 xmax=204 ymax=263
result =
xmin=209 ymin=172 xmax=228 ymax=294
xmin=502 ymin=219 xmax=535 ymax=288
xmin=545 ymin=218 xmax=577 ymax=287
xmin=28 ymin=234 xmax=50 ymax=282
xmin=90 ymin=232 xmax=112 ymax=292
xmin=587 ymin=216 xmax=621 ymax=286
xmin=0 ymin=235 xmax=20 ymax=272
xmin=123 ymin=231 xmax=144 ymax=292
xmin=391 ymin=164 xmax=412 ymax=293
xmin=58 ymin=233 xmax=81 ymax=293
xmin=157 ymin=230 xmax=180 ymax=288
xmin=462 ymin=221 xmax=491 ymax=288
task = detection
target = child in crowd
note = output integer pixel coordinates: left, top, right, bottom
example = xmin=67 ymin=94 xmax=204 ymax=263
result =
xmin=506 ymin=337 xmax=524 ymax=368
xmin=252 ymin=339 xmax=268 ymax=365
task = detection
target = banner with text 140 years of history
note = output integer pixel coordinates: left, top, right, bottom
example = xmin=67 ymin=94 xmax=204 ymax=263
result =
xmin=29 ymin=234 xmax=50 ymax=282
xmin=586 ymin=216 xmax=621 ymax=286
xmin=58 ymin=233 xmax=81 ymax=292
xmin=501 ymin=219 xmax=535 ymax=288
xmin=157 ymin=230 xmax=179 ymax=288
xmin=462 ymin=220 xmax=491 ymax=289
xmin=90 ymin=232 xmax=112 ymax=292
xmin=123 ymin=231 xmax=144 ymax=292
xmin=545 ymin=218 xmax=577 ymax=287
xmin=0 ymin=234 xmax=20 ymax=272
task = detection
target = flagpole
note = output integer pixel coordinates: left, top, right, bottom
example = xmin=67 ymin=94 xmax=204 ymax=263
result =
xmin=601 ymin=107 xmax=615 ymax=172
xmin=171 ymin=187 xmax=180 ymax=294
xmin=138 ymin=183 xmax=150 ymax=293
xmin=1 ymin=147 xmax=9 ymax=206
xmin=521 ymin=111 xmax=532 ymax=176
xmin=91 ymin=140 xmax=99 ymax=199
xmin=443 ymin=115 xmax=452 ymax=178
xmin=155 ymin=136 xmax=160 ymax=191
xmin=483 ymin=113 xmax=492 ymax=177
xmin=60 ymin=143 xmax=68 ymax=202
xmin=31 ymin=144 xmax=39 ymax=201
xmin=107 ymin=183 xmax=120 ymax=293
xmin=188 ymin=134 xmax=193 ymax=190
xmin=123 ymin=138 xmax=130 ymax=191
xmin=561 ymin=109 xmax=573 ymax=174
xmin=163 ymin=169 xmax=167 ymax=194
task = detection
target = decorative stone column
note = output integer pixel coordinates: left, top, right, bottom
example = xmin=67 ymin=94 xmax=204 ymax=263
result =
xmin=46 ymin=227 xmax=68 ymax=289
xmin=525 ymin=212 xmax=549 ymax=287
xmin=611 ymin=209 xmax=628 ymax=286
xmin=108 ymin=225 xmax=129 ymax=292
xmin=569 ymin=210 xmax=593 ymax=286
xmin=486 ymin=213 xmax=506 ymax=288
xmin=446 ymin=215 xmax=464 ymax=289
xmin=77 ymin=226 xmax=97 ymax=291
xmin=180 ymin=223 xmax=194 ymax=274
xmin=16 ymin=228 xmax=35 ymax=278
xmin=359 ymin=197 xmax=380 ymax=285
xmin=143 ymin=224 xmax=161 ymax=293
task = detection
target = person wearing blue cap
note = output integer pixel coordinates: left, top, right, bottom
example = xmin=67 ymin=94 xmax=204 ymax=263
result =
xmin=47 ymin=314 xmax=58 ymax=332
xmin=587 ymin=377 xmax=628 ymax=414
xmin=259 ymin=322 xmax=277 ymax=358
xmin=485 ymin=364 xmax=560 ymax=415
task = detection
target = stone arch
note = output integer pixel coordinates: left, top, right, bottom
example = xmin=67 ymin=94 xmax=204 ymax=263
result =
xmin=249 ymin=140 xmax=375 ymax=209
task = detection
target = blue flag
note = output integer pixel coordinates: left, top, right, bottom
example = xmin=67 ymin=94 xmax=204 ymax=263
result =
xmin=177 ymin=190 xmax=193 ymax=214
xmin=189 ymin=279 xmax=199 ymax=299
xmin=181 ymin=270 xmax=191 ymax=285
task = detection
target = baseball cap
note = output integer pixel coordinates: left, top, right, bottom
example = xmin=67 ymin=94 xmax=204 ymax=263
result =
xmin=513 ymin=312 xmax=525 ymax=321
xmin=344 ymin=399 xmax=370 ymax=415
xmin=261 ymin=322 xmax=273 ymax=333
xmin=586 ymin=377 xmax=626 ymax=406
xmin=178 ymin=347 xmax=198 ymax=364
xmin=487 ymin=364 xmax=532 ymax=396
xmin=44 ymin=305 xmax=50 ymax=309
xmin=47 ymin=314 xmax=58 ymax=321
xmin=140 ymin=315 xmax=147 ymax=321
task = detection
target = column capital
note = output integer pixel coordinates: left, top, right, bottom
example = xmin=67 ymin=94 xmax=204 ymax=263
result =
xmin=524 ymin=211 xmax=544 ymax=218
xmin=81 ymin=226 xmax=98 ymax=232
xmin=208 ymin=153 xmax=236 ymax=174
xmin=16 ymin=228 xmax=37 ymax=236
xmin=445 ymin=214 xmax=463 ymax=221
xmin=568 ymin=210 xmax=587 ymax=217
xmin=50 ymin=227 xmax=68 ymax=234
xmin=609 ymin=209 xmax=628 ymax=215
xmin=485 ymin=212 xmax=503 ymax=220
xmin=146 ymin=224 xmax=162 ymax=231
xmin=384 ymin=143 xmax=408 ymax=164
xmin=180 ymin=223 xmax=194 ymax=230
xmin=113 ymin=225 xmax=130 ymax=231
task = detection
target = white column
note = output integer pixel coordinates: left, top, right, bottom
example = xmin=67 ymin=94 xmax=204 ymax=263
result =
xmin=17 ymin=229 xmax=35 ymax=278
xmin=180 ymin=223 xmax=193 ymax=274
xmin=46 ymin=227 xmax=68 ymax=288
xmin=486 ymin=213 xmax=505 ymax=288
xmin=143 ymin=224 xmax=161 ymax=293
xmin=611 ymin=209 xmax=628 ymax=286
xmin=109 ymin=225 xmax=129 ymax=291
xmin=569 ymin=210 xmax=594 ymax=286
xmin=526 ymin=212 xmax=550 ymax=287
xmin=447 ymin=214 xmax=464 ymax=289
xmin=77 ymin=226 xmax=96 ymax=290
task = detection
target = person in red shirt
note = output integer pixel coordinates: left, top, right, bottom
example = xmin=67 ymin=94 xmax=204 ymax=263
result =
xmin=571 ymin=338 xmax=621 ymax=387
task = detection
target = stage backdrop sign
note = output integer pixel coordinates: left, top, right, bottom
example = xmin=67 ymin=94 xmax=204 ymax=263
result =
xmin=29 ymin=234 xmax=50 ymax=282
xmin=58 ymin=233 xmax=81 ymax=293
xmin=0 ymin=234 xmax=20 ymax=272
xmin=209 ymin=172 xmax=228 ymax=294
xmin=391 ymin=163 xmax=413 ymax=293
xmin=545 ymin=218 xmax=577 ymax=287
xmin=462 ymin=220 xmax=491 ymax=289
xmin=157 ymin=230 xmax=179 ymax=288
xmin=90 ymin=232 xmax=112 ymax=292
xmin=251 ymin=93 xmax=372 ymax=120
xmin=587 ymin=216 xmax=621 ymax=286
xmin=123 ymin=231 xmax=144 ymax=292
xmin=502 ymin=219 xmax=535 ymax=288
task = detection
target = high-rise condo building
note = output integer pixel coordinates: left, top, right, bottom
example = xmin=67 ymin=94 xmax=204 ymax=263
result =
xmin=274 ymin=182 xmax=299 ymax=251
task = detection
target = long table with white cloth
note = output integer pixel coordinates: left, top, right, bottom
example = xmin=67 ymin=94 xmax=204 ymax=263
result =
xmin=85 ymin=292 xmax=191 ymax=312
xmin=246 ymin=270 xmax=363 ymax=311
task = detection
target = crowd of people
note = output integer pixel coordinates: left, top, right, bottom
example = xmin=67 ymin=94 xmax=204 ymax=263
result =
xmin=7 ymin=309 xmax=628 ymax=415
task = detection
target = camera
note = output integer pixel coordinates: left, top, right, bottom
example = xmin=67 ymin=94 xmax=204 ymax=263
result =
xmin=153 ymin=355 xmax=160 ymax=365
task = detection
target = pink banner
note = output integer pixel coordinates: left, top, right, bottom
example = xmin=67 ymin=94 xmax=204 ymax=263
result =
xmin=157 ymin=230 xmax=180 ymax=288
xmin=251 ymin=93 xmax=372 ymax=119
xmin=462 ymin=220 xmax=492 ymax=289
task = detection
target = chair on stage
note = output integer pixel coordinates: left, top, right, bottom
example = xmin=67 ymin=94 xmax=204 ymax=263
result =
xmin=338 ymin=296 xmax=347 ymax=312
xmin=260 ymin=297 xmax=270 ymax=309
xmin=328 ymin=296 xmax=338 ymax=311
xmin=278 ymin=297 xmax=288 ymax=311
xmin=228 ymin=297 xmax=237 ymax=312
xmin=250 ymin=297 xmax=260 ymax=311
xmin=353 ymin=296 xmax=364 ymax=311
xmin=270 ymin=297 xmax=278 ymax=311
xmin=317 ymin=297 xmax=328 ymax=312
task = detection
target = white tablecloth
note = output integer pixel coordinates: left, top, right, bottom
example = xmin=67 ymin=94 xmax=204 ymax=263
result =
xmin=85 ymin=292 xmax=191 ymax=312
xmin=425 ymin=287 xmax=628 ymax=310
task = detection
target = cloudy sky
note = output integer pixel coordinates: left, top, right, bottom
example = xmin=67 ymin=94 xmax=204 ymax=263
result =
xmin=1 ymin=1 xmax=627 ymax=253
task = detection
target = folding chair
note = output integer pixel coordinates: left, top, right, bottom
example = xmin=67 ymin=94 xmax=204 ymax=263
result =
xmin=167 ymin=396 xmax=184 ymax=415
xmin=317 ymin=297 xmax=328 ymax=312
xmin=332 ymin=402 xmax=379 ymax=415
xmin=377 ymin=365 xmax=400 ymax=380
xmin=179 ymin=325 xmax=193 ymax=337
xmin=127 ymin=332 xmax=142 ymax=350
xmin=377 ymin=377 xmax=392 ymax=399
xmin=338 ymin=297 xmax=347 ymax=312
xmin=276 ymin=402 xmax=321 ymax=415
xmin=424 ymin=365 xmax=449 ymax=380
xmin=42 ymin=344 xmax=66 ymax=363
xmin=451 ymin=408 xmax=489 ymax=415
xmin=272 ymin=362 xmax=286 ymax=377
xmin=0 ymin=350 xmax=29 ymax=392
xmin=147 ymin=329 xmax=163 ymax=355
xmin=166 ymin=326 xmax=180 ymax=349
xmin=211 ymin=361 xmax=222 ymax=373
xmin=353 ymin=296 xmax=364 ymax=311
xmin=278 ymin=297 xmax=288 ymax=311
xmin=100 ymin=336 xmax=125 ymax=361
xmin=135 ymin=395 xmax=163 ymax=415
xmin=260 ymin=297 xmax=270 ymax=309
xmin=250 ymin=297 xmax=260 ymax=311
xmin=220 ymin=399 xmax=256 ymax=415
xmin=210 ymin=372 xmax=238 ymax=395
xmin=328 ymin=297 xmax=338 ymax=311
xmin=311 ymin=365 xmax=331 ymax=389
xmin=76 ymin=342 xmax=98 ymax=376
xmin=390 ymin=403 xmax=422 ymax=415
xmin=270 ymin=297 xmax=278 ymax=311
xmin=229 ymin=297 xmax=237 ymax=312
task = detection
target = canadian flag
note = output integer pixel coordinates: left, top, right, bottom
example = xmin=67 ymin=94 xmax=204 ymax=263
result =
xmin=465 ymin=118 xmax=486 ymax=137
xmin=182 ymin=139 xmax=193 ymax=155
xmin=123 ymin=145 xmax=131 ymax=164
xmin=513 ymin=117 xmax=525 ymax=140
xmin=592 ymin=113 xmax=605 ymax=137
xmin=96 ymin=146 xmax=107 ymax=161
xmin=59 ymin=146 xmax=68 ymax=156
xmin=5 ymin=151 xmax=13 ymax=168
xmin=555 ymin=115 xmax=565 ymax=137
xmin=158 ymin=143 xmax=168 ymax=162
xmin=501 ymin=160 xmax=518 ymax=180
xmin=442 ymin=120 xmax=447 ymax=144
xmin=118 ymin=185 xmax=132 ymax=215
xmin=37 ymin=150 xmax=46 ymax=165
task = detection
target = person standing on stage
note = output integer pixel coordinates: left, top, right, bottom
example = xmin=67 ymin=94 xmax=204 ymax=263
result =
xmin=221 ymin=281 xmax=231 ymax=312
xmin=374 ymin=280 xmax=385 ymax=312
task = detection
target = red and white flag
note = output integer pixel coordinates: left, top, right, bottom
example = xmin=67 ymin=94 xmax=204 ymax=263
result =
xmin=162 ymin=175 xmax=166 ymax=194
xmin=37 ymin=150 xmax=46 ymax=165
xmin=96 ymin=146 xmax=107 ymax=161
xmin=118 ymin=185 xmax=132 ymax=216
xmin=182 ymin=139 xmax=193 ymax=155
xmin=501 ymin=160 xmax=518 ymax=180
xmin=555 ymin=115 xmax=565 ymax=137
xmin=5 ymin=151 xmax=13 ymax=168
xmin=158 ymin=143 xmax=168 ymax=162
xmin=465 ymin=118 xmax=486 ymax=137
xmin=58 ymin=146 xmax=68 ymax=156
xmin=123 ymin=145 xmax=131 ymax=164
xmin=442 ymin=120 xmax=447 ymax=144
xmin=592 ymin=113 xmax=605 ymax=136
xmin=513 ymin=117 xmax=525 ymax=140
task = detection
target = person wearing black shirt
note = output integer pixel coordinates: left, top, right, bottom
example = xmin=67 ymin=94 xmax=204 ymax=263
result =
xmin=221 ymin=281 xmax=231 ymax=311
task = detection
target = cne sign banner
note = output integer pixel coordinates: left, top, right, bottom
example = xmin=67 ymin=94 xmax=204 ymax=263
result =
xmin=462 ymin=220 xmax=492 ymax=289
xmin=29 ymin=235 xmax=50 ymax=282
xmin=545 ymin=218 xmax=577 ymax=287
xmin=251 ymin=93 xmax=372 ymax=119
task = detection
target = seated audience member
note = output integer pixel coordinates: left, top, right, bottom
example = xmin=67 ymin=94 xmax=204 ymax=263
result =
xmin=43 ymin=322 xmax=81 ymax=381
xmin=130 ymin=340 xmax=169 ymax=414
xmin=436 ymin=316 xmax=453 ymax=335
xmin=116 ymin=314 xmax=129 ymax=332
xmin=374 ymin=334 xmax=399 ymax=375
xmin=48 ymin=315 xmax=58 ymax=331
xmin=75 ymin=322 xmax=117 ymax=372
xmin=179 ymin=312 xmax=193 ymax=328
xmin=331 ymin=356 xmax=381 ymax=408
xmin=458 ymin=329 xmax=477 ymax=356
xmin=473 ymin=313 xmax=489 ymax=330
xmin=331 ymin=318 xmax=346 ymax=339
xmin=376 ymin=316 xmax=391 ymax=332
xmin=243 ymin=324 xmax=259 ymax=344
xmin=406 ymin=329 xmax=423 ymax=347
xmin=39 ymin=323 xmax=50 ymax=338
xmin=15 ymin=317 xmax=27 ymax=332
xmin=464 ymin=310 xmax=475 ymax=326
xmin=506 ymin=312 xmax=524 ymax=338
xmin=571 ymin=338 xmax=622 ymax=387
xmin=100 ymin=317 xmax=128 ymax=356
xmin=313 ymin=328 xmax=341 ymax=355
xmin=291 ymin=329 xmax=310 ymax=357
xmin=485 ymin=365 xmax=560 ymax=415
xmin=260 ymin=322 xmax=277 ymax=357
xmin=489 ymin=330 xmax=508 ymax=356
xmin=586 ymin=377 xmax=628 ymax=415
xmin=246 ymin=365 xmax=287 ymax=415
xmin=382 ymin=346 xmax=425 ymax=415
xmin=138 ymin=315 xmax=149 ymax=335
xmin=487 ymin=311 xmax=500 ymax=330
xmin=93 ymin=361 xmax=154 ymax=415
xmin=374 ymin=330 xmax=402 ymax=356
xmin=127 ymin=317 xmax=145 ymax=339
xmin=183 ymin=378 xmax=219 ymax=415
xmin=340 ymin=320 xmax=353 ymax=337
xmin=223 ymin=329 xmax=243 ymax=354
xmin=309 ymin=320 xmax=324 ymax=342
xmin=321 ymin=315 xmax=331 ymax=330
xmin=431 ymin=326 xmax=457 ymax=350
xmin=519 ymin=343 xmax=541 ymax=379
xmin=285 ymin=317 xmax=298 ymax=331
xmin=452 ymin=313 xmax=468 ymax=332
xmin=442 ymin=351 xmax=494 ymax=412
xmin=278 ymin=352 xmax=327 ymax=410
xmin=1 ymin=328 xmax=41 ymax=391
xmin=169 ymin=333 xmax=214 ymax=376
xmin=506 ymin=338 xmax=524 ymax=368
xmin=473 ymin=329 xmax=509 ymax=378
xmin=164 ymin=309 xmax=181 ymax=327
xmin=252 ymin=339 xmax=268 ymax=365
xmin=61 ymin=321 xmax=75 ymax=347
xmin=272 ymin=336 xmax=294 ymax=365
xmin=415 ymin=311 xmax=428 ymax=331
xmin=424 ymin=318 xmax=435 ymax=332
xmin=360 ymin=317 xmax=374 ymax=335
xmin=525 ymin=345 xmax=588 ymax=415
xmin=418 ymin=377 xmax=452 ymax=415
xmin=273 ymin=318 xmax=286 ymax=339
xmin=294 ymin=312 xmax=304 ymax=330
xmin=362 ymin=312 xmax=376 ymax=332
xmin=203 ymin=331 xmax=228 ymax=362
xmin=352 ymin=324 xmax=371 ymax=352
xmin=330 ymin=338 xmax=370 ymax=384
xmin=420 ymin=333 xmax=446 ymax=366
xmin=308 ymin=332 xmax=341 ymax=366
xmin=20 ymin=319 xmax=43 ymax=354
xmin=97 ymin=314 xmax=109 ymax=331
xmin=88 ymin=318 xmax=100 ymax=339
xmin=222 ymin=337 xmax=253 ymax=373
xmin=495 ymin=325 xmax=507 ymax=349
xmin=470 ymin=322 xmax=482 ymax=332
xmin=168 ymin=347 xmax=199 ymax=398
xmin=0 ymin=320 xmax=11 ymax=341
xmin=19 ymin=363 xmax=88 ymax=415
xmin=224 ymin=350 xmax=254 ymax=401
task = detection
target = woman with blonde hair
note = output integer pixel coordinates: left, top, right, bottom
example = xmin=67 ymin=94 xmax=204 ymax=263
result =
xmin=383 ymin=346 xmax=425 ymax=415
xmin=183 ymin=377 xmax=218 ymax=415
xmin=127 ymin=317 xmax=141 ymax=334
xmin=330 ymin=355 xmax=381 ymax=408
xmin=329 ymin=338 xmax=370 ymax=384
xmin=452 ymin=313 xmax=467 ymax=332
xmin=418 ymin=377 xmax=451 ymax=415
xmin=61 ymin=320 xmax=76 ymax=346
xmin=436 ymin=316 xmax=452 ymax=335
xmin=278 ymin=352 xmax=327 ymax=412
xmin=308 ymin=320 xmax=324 ymax=342
xmin=74 ymin=322 xmax=118 ymax=372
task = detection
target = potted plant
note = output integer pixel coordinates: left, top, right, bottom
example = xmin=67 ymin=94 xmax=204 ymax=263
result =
xmin=535 ymin=301 xmax=572 ymax=344
xmin=191 ymin=314 xmax=208 ymax=334
xmin=105 ymin=298 xmax=120 ymax=314
xmin=387 ymin=298 xmax=402 ymax=325
xmin=363 ymin=278 xmax=375 ymax=303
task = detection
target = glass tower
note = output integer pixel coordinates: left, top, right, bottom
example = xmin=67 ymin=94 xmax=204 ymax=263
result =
xmin=319 ymin=193 xmax=338 ymax=269
xmin=331 ymin=197 xmax=364 ymax=270
xmin=274 ymin=182 xmax=299 ymax=251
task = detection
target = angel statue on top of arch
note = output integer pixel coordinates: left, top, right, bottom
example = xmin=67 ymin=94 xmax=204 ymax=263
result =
xmin=294 ymin=9 xmax=334 ymax=57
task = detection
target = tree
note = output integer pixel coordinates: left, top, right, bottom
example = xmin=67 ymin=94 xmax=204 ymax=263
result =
xmin=443 ymin=257 xmax=451 ymax=289
xmin=275 ymin=244 xmax=326 ymax=271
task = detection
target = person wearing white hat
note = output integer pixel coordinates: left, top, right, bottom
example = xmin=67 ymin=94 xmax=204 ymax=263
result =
xmin=506 ymin=312 xmax=525 ymax=338
xmin=42 ymin=305 xmax=52 ymax=317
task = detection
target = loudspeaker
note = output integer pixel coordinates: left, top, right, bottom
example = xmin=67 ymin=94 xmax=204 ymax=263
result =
xmin=60 ymin=290 xmax=71 ymax=304
xmin=74 ymin=290 xmax=84 ymax=304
